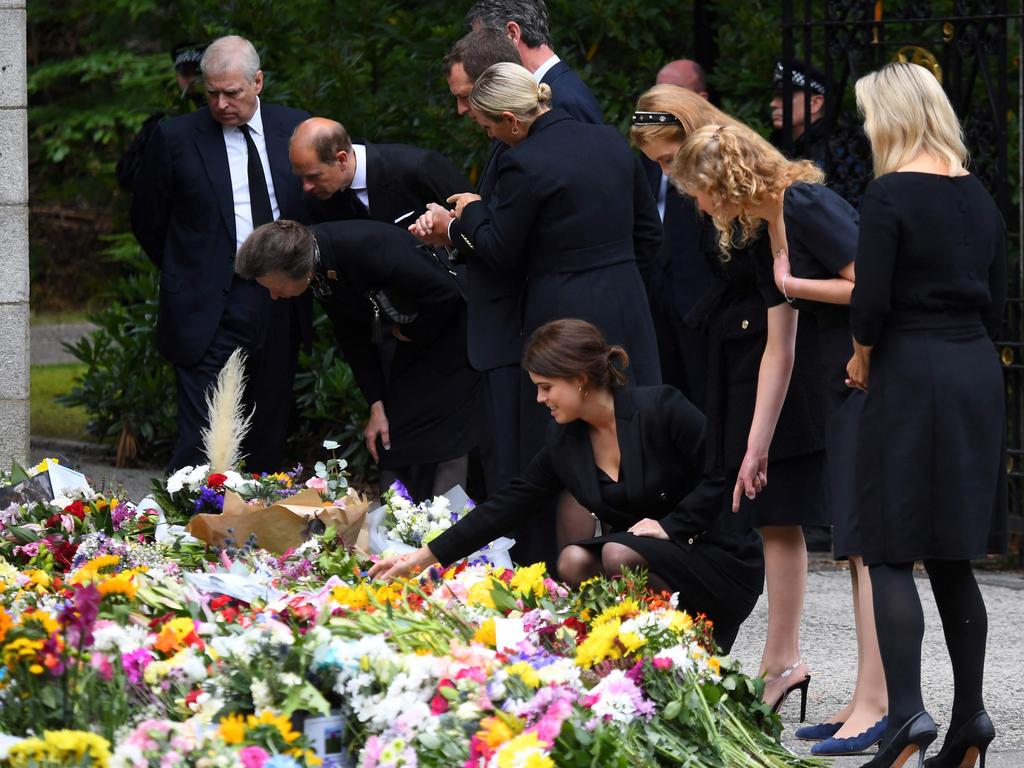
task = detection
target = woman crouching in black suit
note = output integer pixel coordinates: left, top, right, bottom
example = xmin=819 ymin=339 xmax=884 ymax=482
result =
xmin=369 ymin=319 xmax=763 ymax=653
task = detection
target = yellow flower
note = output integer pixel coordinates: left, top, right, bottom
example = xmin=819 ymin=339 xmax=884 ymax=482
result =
xmin=3 ymin=637 xmax=44 ymax=666
xmin=504 ymin=661 xmax=541 ymax=688
xmin=618 ymin=630 xmax=646 ymax=654
xmin=495 ymin=731 xmax=554 ymax=768
xmin=707 ymin=656 xmax=721 ymax=676
xmin=25 ymin=569 xmax=52 ymax=589
xmin=667 ymin=610 xmax=693 ymax=635
xmin=249 ymin=709 xmax=300 ymax=744
xmin=143 ymin=660 xmax=170 ymax=685
xmin=509 ymin=562 xmax=547 ymax=598
xmin=29 ymin=457 xmax=59 ymax=475
xmin=575 ymin=618 xmax=623 ymax=668
xmin=332 ymin=584 xmax=369 ymax=609
xmin=476 ymin=716 xmax=517 ymax=751
xmin=6 ymin=730 xmax=110 ymax=768
xmin=466 ymin=579 xmax=496 ymax=609
xmin=97 ymin=571 xmax=138 ymax=599
xmin=29 ymin=663 xmax=44 ymax=675
xmin=71 ymin=554 xmax=122 ymax=584
xmin=591 ymin=599 xmax=640 ymax=628
xmin=473 ymin=617 xmax=497 ymax=647
xmin=218 ymin=713 xmax=247 ymax=744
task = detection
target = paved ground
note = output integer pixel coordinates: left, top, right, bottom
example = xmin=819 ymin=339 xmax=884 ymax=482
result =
xmin=732 ymin=564 xmax=1024 ymax=766
xmin=30 ymin=321 xmax=97 ymax=365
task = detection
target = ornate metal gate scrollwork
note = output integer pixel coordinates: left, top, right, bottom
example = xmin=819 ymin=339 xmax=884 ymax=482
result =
xmin=780 ymin=1 xmax=1024 ymax=560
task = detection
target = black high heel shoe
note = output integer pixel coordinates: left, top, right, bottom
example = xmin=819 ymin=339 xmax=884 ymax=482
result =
xmin=858 ymin=711 xmax=938 ymax=768
xmin=764 ymin=660 xmax=811 ymax=722
xmin=923 ymin=711 xmax=995 ymax=768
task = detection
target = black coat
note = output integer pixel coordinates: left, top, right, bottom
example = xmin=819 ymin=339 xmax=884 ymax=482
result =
xmin=541 ymin=60 xmax=603 ymax=124
xmin=306 ymin=141 xmax=469 ymax=228
xmin=312 ymin=221 xmax=482 ymax=467
xmin=451 ymin=108 xmax=663 ymax=384
xmin=131 ymin=104 xmax=311 ymax=367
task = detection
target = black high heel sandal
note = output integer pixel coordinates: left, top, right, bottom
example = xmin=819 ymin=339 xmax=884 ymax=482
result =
xmin=858 ymin=711 xmax=938 ymax=768
xmin=765 ymin=660 xmax=811 ymax=722
xmin=924 ymin=711 xmax=995 ymax=768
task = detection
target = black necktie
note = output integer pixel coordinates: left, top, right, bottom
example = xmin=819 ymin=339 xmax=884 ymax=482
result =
xmin=345 ymin=188 xmax=369 ymax=219
xmin=238 ymin=123 xmax=273 ymax=227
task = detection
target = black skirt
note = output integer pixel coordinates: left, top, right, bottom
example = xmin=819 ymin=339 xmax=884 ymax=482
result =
xmin=730 ymin=450 xmax=827 ymax=529
xmin=856 ymin=321 xmax=1007 ymax=565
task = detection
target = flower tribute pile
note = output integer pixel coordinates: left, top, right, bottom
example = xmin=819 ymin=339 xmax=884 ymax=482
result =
xmin=0 ymin=459 xmax=824 ymax=768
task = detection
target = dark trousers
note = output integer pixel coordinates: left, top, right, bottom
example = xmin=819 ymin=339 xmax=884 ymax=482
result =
xmin=168 ymin=282 xmax=299 ymax=475
xmin=479 ymin=364 xmax=521 ymax=497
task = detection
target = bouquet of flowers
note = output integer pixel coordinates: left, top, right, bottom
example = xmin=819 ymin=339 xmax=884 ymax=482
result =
xmin=366 ymin=482 xmax=513 ymax=569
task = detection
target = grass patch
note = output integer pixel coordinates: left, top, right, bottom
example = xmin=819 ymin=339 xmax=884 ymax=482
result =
xmin=31 ymin=363 xmax=91 ymax=440
xmin=30 ymin=309 xmax=92 ymax=325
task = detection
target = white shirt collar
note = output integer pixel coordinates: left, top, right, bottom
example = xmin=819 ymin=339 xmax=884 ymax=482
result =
xmin=350 ymin=143 xmax=368 ymax=191
xmin=533 ymin=54 xmax=560 ymax=84
xmin=237 ymin=97 xmax=264 ymax=135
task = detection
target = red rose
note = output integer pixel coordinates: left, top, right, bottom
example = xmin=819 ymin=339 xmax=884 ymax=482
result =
xmin=209 ymin=595 xmax=232 ymax=611
xmin=64 ymin=501 xmax=86 ymax=520
xmin=206 ymin=473 xmax=228 ymax=489
xmin=429 ymin=693 xmax=450 ymax=715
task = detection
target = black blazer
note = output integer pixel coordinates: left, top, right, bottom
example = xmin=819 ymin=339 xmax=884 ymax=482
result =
xmin=131 ymin=103 xmax=310 ymax=367
xmin=312 ymin=221 xmax=482 ymax=466
xmin=429 ymin=386 xmax=726 ymax=566
xmin=307 ymin=141 xmax=470 ymax=228
xmin=541 ymin=60 xmax=603 ymax=124
xmin=451 ymin=108 xmax=662 ymax=385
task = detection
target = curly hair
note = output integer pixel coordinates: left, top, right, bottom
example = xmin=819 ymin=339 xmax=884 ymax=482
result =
xmin=672 ymin=123 xmax=824 ymax=256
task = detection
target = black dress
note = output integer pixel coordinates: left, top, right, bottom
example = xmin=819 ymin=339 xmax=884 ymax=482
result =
xmin=767 ymin=182 xmax=863 ymax=556
xmin=690 ymin=224 xmax=828 ymax=529
xmin=426 ymin=386 xmax=765 ymax=652
xmin=850 ymin=173 xmax=1007 ymax=565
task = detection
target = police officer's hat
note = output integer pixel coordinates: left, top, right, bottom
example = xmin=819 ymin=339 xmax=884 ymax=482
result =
xmin=773 ymin=59 xmax=827 ymax=95
xmin=170 ymin=42 xmax=207 ymax=76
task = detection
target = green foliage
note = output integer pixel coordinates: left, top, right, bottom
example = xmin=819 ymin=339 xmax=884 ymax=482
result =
xmin=30 ymin=363 xmax=90 ymax=440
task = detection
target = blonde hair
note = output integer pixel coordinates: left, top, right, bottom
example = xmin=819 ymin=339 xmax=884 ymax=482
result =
xmin=673 ymin=123 xmax=825 ymax=254
xmin=470 ymin=62 xmax=552 ymax=123
xmin=855 ymin=62 xmax=968 ymax=177
xmin=629 ymin=84 xmax=740 ymax=149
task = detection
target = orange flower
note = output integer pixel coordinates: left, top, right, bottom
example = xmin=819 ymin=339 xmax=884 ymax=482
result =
xmin=154 ymin=617 xmax=202 ymax=655
xmin=0 ymin=607 xmax=11 ymax=645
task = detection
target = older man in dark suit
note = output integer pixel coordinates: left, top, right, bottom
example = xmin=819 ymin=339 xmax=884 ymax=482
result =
xmin=464 ymin=0 xmax=603 ymax=124
xmin=131 ymin=35 xmax=310 ymax=473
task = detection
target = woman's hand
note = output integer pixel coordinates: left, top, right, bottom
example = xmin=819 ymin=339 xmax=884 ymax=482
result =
xmin=732 ymin=449 xmax=768 ymax=512
xmin=628 ymin=518 xmax=669 ymax=540
xmin=364 ymin=401 xmax=389 ymax=462
xmin=367 ymin=547 xmax=439 ymax=581
xmin=447 ymin=192 xmax=482 ymax=218
xmin=409 ymin=202 xmax=455 ymax=245
xmin=845 ymin=344 xmax=872 ymax=390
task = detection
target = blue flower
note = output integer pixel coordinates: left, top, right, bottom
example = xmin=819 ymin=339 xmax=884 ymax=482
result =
xmin=388 ymin=479 xmax=413 ymax=502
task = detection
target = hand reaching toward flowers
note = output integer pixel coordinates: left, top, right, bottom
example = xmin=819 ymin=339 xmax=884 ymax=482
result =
xmin=367 ymin=546 xmax=439 ymax=581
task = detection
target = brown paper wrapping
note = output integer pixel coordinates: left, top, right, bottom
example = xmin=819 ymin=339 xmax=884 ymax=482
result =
xmin=185 ymin=488 xmax=370 ymax=556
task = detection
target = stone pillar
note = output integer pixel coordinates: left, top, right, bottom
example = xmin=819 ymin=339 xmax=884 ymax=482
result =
xmin=0 ymin=0 xmax=29 ymax=468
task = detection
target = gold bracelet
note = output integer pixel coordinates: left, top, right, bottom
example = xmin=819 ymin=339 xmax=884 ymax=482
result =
xmin=782 ymin=273 xmax=795 ymax=304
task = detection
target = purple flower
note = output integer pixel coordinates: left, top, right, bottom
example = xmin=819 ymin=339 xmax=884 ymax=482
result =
xmin=110 ymin=502 xmax=134 ymax=531
xmin=60 ymin=583 xmax=101 ymax=648
xmin=122 ymin=648 xmax=155 ymax=685
xmin=464 ymin=499 xmax=476 ymax=511
xmin=388 ymin=479 xmax=412 ymax=502
xmin=193 ymin=486 xmax=224 ymax=514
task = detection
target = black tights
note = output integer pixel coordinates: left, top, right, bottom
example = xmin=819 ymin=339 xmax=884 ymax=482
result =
xmin=869 ymin=560 xmax=988 ymax=738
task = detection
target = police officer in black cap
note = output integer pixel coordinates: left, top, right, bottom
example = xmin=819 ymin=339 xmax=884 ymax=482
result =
xmin=769 ymin=58 xmax=829 ymax=169
xmin=116 ymin=42 xmax=207 ymax=192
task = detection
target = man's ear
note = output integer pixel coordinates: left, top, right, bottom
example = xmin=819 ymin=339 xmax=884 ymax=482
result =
xmin=810 ymin=93 xmax=825 ymax=118
xmin=506 ymin=20 xmax=522 ymax=44
xmin=253 ymin=70 xmax=264 ymax=94
xmin=334 ymin=150 xmax=349 ymax=168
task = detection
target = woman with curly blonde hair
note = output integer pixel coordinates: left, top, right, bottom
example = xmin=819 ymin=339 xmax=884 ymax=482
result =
xmin=675 ymin=122 xmax=890 ymax=757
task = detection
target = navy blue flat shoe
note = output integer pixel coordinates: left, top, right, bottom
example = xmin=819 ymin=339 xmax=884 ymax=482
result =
xmin=796 ymin=721 xmax=844 ymax=741
xmin=812 ymin=716 xmax=889 ymax=756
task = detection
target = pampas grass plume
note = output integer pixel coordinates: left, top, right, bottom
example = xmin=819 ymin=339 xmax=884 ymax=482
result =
xmin=202 ymin=348 xmax=253 ymax=473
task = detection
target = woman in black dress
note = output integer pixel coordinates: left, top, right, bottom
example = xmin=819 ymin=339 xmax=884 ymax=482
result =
xmin=674 ymin=122 xmax=890 ymax=753
xmin=369 ymin=319 xmax=765 ymax=653
xmin=845 ymin=63 xmax=1006 ymax=768
xmin=631 ymin=85 xmax=829 ymax=718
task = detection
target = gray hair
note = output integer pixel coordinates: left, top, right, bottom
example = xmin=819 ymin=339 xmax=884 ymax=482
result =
xmin=470 ymin=62 xmax=552 ymax=122
xmin=201 ymin=35 xmax=261 ymax=81
xmin=236 ymin=220 xmax=314 ymax=281
xmin=465 ymin=0 xmax=550 ymax=48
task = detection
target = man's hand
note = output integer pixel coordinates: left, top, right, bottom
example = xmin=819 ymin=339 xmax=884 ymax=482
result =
xmin=447 ymin=192 xmax=482 ymax=218
xmin=408 ymin=202 xmax=455 ymax=246
xmin=364 ymin=401 xmax=390 ymax=463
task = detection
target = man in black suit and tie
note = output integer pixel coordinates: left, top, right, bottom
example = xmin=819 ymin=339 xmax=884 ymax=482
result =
xmin=131 ymin=35 xmax=310 ymax=474
xmin=464 ymin=0 xmax=603 ymax=124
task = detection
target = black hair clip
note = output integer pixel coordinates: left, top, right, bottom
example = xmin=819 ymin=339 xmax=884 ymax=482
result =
xmin=631 ymin=111 xmax=682 ymax=126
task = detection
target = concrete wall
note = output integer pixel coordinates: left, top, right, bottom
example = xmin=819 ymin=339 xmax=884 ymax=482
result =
xmin=0 ymin=0 xmax=29 ymax=468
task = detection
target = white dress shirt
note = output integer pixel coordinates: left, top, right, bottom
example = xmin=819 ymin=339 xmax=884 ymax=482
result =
xmin=533 ymin=54 xmax=560 ymax=84
xmin=223 ymin=99 xmax=282 ymax=250
xmin=350 ymin=143 xmax=370 ymax=210
xmin=657 ymin=173 xmax=668 ymax=221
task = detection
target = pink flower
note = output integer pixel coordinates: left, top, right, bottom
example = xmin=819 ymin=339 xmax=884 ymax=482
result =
xmin=91 ymin=652 xmax=114 ymax=681
xmin=430 ymin=693 xmax=450 ymax=714
xmin=238 ymin=745 xmax=269 ymax=768
xmin=652 ymin=656 xmax=673 ymax=670
xmin=13 ymin=541 xmax=40 ymax=557
xmin=305 ymin=476 xmax=328 ymax=492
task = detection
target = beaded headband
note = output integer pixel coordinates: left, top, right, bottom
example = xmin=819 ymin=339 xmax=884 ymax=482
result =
xmin=631 ymin=111 xmax=682 ymax=126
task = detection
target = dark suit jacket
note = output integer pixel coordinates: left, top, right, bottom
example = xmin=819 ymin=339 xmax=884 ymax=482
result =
xmin=450 ymin=108 xmax=662 ymax=385
xmin=307 ymin=141 xmax=470 ymax=227
xmin=429 ymin=386 xmax=729 ymax=565
xmin=541 ymin=60 xmax=603 ymax=124
xmin=131 ymin=104 xmax=310 ymax=367
xmin=312 ymin=221 xmax=482 ymax=466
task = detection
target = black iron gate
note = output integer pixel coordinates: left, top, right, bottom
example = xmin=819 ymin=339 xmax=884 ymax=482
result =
xmin=779 ymin=1 xmax=1023 ymax=559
